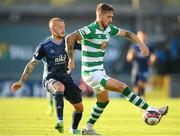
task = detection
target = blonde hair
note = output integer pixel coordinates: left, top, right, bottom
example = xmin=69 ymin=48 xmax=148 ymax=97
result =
xmin=49 ymin=18 xmax=64 ymax=29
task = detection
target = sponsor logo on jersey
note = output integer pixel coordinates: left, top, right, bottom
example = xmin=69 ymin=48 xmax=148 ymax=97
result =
xmin=55 ymin=54 xmax=66 ymax=64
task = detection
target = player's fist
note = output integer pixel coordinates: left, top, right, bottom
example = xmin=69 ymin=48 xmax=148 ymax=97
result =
xmin=101 ymin=41 xmax=107 ymax=49
xmin=11 ymin=82 xmax=23 ymax=93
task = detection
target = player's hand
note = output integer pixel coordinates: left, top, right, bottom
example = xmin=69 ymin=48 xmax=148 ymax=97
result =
xmin=11 ymin=81 xmax=23 ymax=93
xmin=68 ymin=59 xmax=75 ymax=73
xmin=140 ymin=46 xmax=149 ymax=57
xmin=101 ymin=41 xmax=107 ymax=49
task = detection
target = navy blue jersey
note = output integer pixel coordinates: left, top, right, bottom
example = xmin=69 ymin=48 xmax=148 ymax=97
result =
xmin=33 ymin=36 xmax=81 ymax=80
xmin=130 ymin=43 xmax=154 ymax=72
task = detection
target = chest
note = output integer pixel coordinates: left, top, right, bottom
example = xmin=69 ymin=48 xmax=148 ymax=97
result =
xmin=44 ymin=44 xmax=67 ymax=61
xmin=93 ymin=29 xmax=110 ymax=42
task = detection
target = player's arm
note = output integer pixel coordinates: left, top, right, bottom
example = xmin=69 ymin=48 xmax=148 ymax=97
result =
xmin=149 ymin=53 xmax=157 ymax=65
xmin=126 ymin=48 xmax=135 ymax=62
xmin=11 ymin=59 xmax=39 ymax=92
xmin=148 ymin=45 xmax=156 ymax=65
xmin=19 ymin=58 xmax=39 ymax=83
xmin=118 ymin=29 xmax=149 ymax=56
xmin=65 ymin=31 xmax=82 ymax=71
xmin=74 ymin=41 xmax=82 ymax=50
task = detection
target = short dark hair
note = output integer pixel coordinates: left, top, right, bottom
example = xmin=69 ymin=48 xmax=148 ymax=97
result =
xmin=96 ymin=3 xmax=114 ymax=14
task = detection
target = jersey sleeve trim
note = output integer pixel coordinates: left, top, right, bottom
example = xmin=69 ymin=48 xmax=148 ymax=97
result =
xmin=109 ymin=24 xmax=120 ymax=36
xmin=78 ymin=26 xmax=91 ymax=39
xmin=117 ymin=28 xmax=121 ymax=35
xmin=32 ymin=56 xmax=41 ymax=62
xmin=78 ymin=29 xmax=84 ymax=39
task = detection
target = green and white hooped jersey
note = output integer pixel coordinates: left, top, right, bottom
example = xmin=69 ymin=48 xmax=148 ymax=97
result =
xmin=78 ymin=22 xmax=120 ymax=76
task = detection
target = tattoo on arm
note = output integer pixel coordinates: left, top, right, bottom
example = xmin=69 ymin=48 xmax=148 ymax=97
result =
xmin=124 ymin=31 xmax=132 ymax=39
xmin=124 ymin=31 xmax=139 ymax=43
xmin=66 ymin=31 xmax=82 ymax=60
xmin=120 ymin=30 xmax=142 ymax=44
xmin=19 ymin=59 xmax=39 ymax=83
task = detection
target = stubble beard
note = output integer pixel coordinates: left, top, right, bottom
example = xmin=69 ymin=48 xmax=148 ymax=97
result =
xmin=54 ymin=32 xmax=64 ymax=39
xmin=102 ymin=21 xmax=109 ymax=29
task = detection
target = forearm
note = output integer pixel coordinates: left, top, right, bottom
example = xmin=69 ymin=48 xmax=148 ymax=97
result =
xmin=126 ymin=31 xmax=145 ymax=47
xmin=66 ymin=35 xmax=75 ymax=60
xmin=19 ymin=60 xmax=38 ymax=83
xmin=119 ymin=30 xmax=146 ymax=48
xmin=66 ymin=31 xmax=82 ymax=60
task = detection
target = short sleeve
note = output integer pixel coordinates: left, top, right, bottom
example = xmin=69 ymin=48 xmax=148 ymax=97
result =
xmin=109 ymin=24 xmax=120 ymax=36
xmin=129 ymin=44 xmax=139 ymax=54
xmin=148 ymin=43 xmax=155 ymax=53
xmin=78 ymin=26 xmax=92 ymax=39
xmin=74 ymin=41 xmax=81 ymax=50
xmin=33 ymin=44 xmax=45 ymax=61
xmin=130 ymin=44 xmax=137 ymax=49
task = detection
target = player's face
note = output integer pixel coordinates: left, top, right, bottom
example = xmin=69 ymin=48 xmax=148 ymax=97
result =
xmin=52 ymin=21 xmax=65 ymax=38
xmin=137 ymin=32 xmax=147 ymax=42
xmin=101 ymin=11 xmax=114 ymax=28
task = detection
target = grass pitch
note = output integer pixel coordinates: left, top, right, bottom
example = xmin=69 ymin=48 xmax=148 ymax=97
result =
xmin=0 ymin=97 xmax=180 ymax=136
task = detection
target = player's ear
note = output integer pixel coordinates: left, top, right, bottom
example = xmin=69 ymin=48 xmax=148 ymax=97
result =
xmin=97 ymin=11 xmax=102 ymax=19
xmin=49 ymin=27 xmax=53 ymax=33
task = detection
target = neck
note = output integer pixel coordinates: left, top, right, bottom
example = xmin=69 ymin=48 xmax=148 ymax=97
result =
xmin=51 ymin=35 xmax=63 ymax=45
xmin=96 ymin=19 xmax=105 ymax=30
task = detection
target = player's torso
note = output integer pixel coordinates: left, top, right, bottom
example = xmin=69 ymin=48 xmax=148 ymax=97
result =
xmin=82 ymin=22 xmax=111 ymax=49
xmin=42 ymin=38 xmax=68 ymax=79
xmin=81 ymin=22 xmax=111 ymax=73
xmin=132 ymin=45 xmax=149 ymax=72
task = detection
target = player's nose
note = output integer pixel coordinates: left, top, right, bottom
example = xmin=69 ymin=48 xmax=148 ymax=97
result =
xmin=61 ymin=29 xmax=65 ymax=33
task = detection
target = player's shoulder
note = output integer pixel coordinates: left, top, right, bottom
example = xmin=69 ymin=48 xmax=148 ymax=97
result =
xmin=109 ymin=23 xmax=118 ymax=29
xmin=109 ymin=23 xmax=115 ymax=27
xmin=84 ymin=22 xmax=97 ymax=31
xmin=79 ymin=22 xmax=95 ymax=36
xmin=147 ymin=42 xmax=155 ymax=52
xmin=147 ymin=42 xmax=153 ymax=48
xmin=129 ymin=43 xmax=139 ymax=51
xmin=88 ymin=22 xmax=97 ymax=28
xmin=39 ymin=36 xmax=52 ymax=47
xmin=130 ymin=43 xmax=138 ymax=48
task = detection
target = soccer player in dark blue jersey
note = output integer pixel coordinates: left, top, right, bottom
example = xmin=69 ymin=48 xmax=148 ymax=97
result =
xmin=11 ymin=18 xmax=83 ymax=134
xmin=127 ymin=31 xmax=156 ymax=97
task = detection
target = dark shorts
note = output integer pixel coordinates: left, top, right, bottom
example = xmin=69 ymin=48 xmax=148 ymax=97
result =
xmin=132 ymin=71 xmax=149 ymax=86
xmin=44 ymin=75 xmax=82 ymax=104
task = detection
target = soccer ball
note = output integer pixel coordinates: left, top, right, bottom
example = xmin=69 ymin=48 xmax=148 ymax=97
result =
xmin=143 ymin=110 xmax=161 ymax=126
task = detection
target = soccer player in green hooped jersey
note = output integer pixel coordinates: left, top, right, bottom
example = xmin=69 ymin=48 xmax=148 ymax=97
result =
xmin=66 ymin=3 xmax=168 ymax=135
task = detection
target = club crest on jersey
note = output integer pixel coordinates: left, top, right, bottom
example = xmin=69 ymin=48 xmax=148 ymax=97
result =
xmin=50 ymin=49 xmax=55 ymax=54
xmin=95 ymin=29 xmax=103 ymax=35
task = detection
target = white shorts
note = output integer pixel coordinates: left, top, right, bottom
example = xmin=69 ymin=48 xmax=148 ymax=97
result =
xmin=82 ymin=70 xmax=110 ymax=94
xmin=44 ymin=78 xmax=57 ymax=94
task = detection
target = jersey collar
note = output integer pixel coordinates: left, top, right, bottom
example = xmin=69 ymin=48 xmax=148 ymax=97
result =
xmin=50 ymin=36 xmax=64 ymax=45
xmin=94 ymin=21 xmax=108 ymax=32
